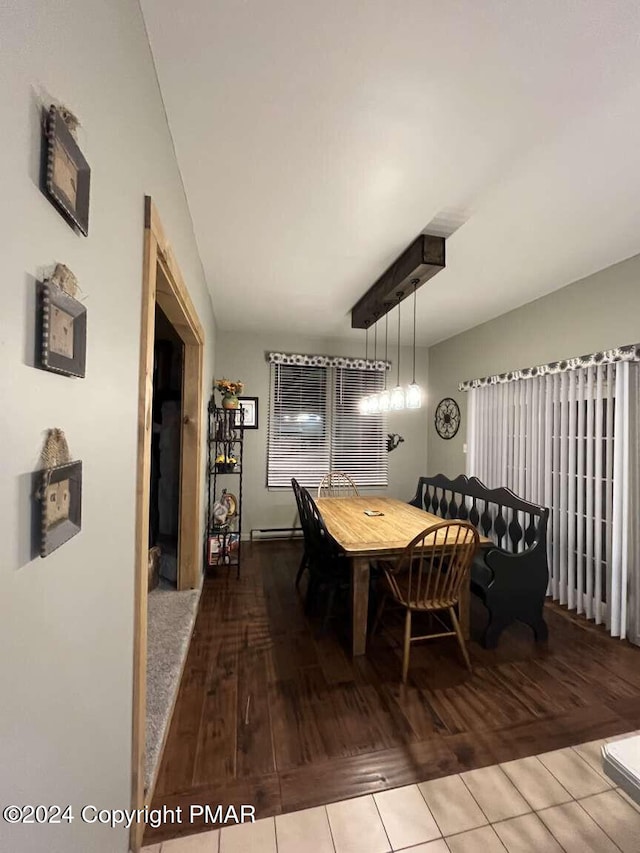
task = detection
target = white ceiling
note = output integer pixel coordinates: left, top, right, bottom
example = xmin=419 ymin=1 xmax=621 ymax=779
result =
xmin=141 ymin=0 xmax=640 ymax=346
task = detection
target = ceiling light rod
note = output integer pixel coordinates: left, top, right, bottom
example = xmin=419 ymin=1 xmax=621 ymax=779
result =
xmin=406 ymin=278 xmax=422 ymax=409
xmin=384 ymin=313 xmax=388 ymax=388
xmin=360 ymin=326 xmax=369 ymax=414
xmin=373 ymin=314 xmax=378 ymax=361
xmin=390 ymin=294 xmax=405 ymax=411
xmin=378 ymin=312 xmax=390 ymax=412
xmin=368 ymin=313 xmax=381 ymax=414
xmin=351 ymin=233 xmax=446 ymax=330
xmin=396 ymin=296 xmax=401 ymax=387
xmin=412 ymin=278 xmax=417 ymax=384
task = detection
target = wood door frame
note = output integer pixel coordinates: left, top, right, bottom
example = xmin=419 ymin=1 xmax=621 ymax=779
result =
xmin=130 ymin=197 xmax=205 ymax=851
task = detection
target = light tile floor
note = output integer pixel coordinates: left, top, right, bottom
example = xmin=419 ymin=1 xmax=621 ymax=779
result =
xmin=143 ymin=731 xmax=640 ymax=852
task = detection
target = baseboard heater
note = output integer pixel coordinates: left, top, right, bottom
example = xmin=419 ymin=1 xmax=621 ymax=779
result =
xmin=249 ymin=527 xmax=303 ymax=541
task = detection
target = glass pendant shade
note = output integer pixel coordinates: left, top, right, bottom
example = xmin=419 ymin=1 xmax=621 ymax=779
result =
xmin=378 ymin=388 xmax=390 ymax=412
xmin=359 ymin=395 xmax=371 ymax=415
xmin=368 ymin=393 xmax=380 ymax=414
xmin=405 ymin=382 xmax=422 ymax=409
xmin=390 ymin=385 xmax=405 ymax=411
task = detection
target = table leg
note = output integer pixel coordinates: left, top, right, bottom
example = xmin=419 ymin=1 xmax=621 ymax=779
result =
xmin=459 ymin=579 xmax=470 ymax=641
xmin=351 ymin=556 xmax=370 ymax=656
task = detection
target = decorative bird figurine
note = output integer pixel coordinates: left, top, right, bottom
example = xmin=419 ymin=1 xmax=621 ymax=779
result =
xmin=386 ymin=433 xmax=404 ymax=452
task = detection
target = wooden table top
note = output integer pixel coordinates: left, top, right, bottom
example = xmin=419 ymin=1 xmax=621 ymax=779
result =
xmin=316 ymin=496 xmax=491 ymax=557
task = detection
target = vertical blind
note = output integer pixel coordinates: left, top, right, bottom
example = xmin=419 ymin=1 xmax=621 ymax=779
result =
xmin=467 ymin=362 xmax=639 ymax=640
xmin=267 ymin=363 xmax=387 ymax=488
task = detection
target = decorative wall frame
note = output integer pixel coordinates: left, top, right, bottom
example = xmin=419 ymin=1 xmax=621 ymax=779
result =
xmin=38 ymin=280 xmax=87 ymax=377
xmin=38 ymin=460 xmax=82 ymax=557
xmin=435 ymin=397 xmax=461 ymax=440
xmin=235 ymin=396 xmax=259 ymax=429
xmin=43 ymin=105 xmax=91 ymax=235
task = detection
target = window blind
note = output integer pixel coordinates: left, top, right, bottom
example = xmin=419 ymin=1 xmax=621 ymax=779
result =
xmin=267 ymin=363 xmax=388 ymax=489
xmin=332 ymin=368 xmax=387 ymax=487
xmin=267 ymin=363 xmax=330 ymax=487
xmin=466 ymin=363 xmax=640 ymax=639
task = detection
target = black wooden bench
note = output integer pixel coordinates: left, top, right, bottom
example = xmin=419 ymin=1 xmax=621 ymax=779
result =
xmin=409 ymin=474 xmax=550 ymax=648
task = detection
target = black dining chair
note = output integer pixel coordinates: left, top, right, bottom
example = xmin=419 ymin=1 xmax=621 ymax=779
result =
xmin=297 ymin=485 xmax=349 ymax=636
xmin=291 ymin=477 xmax=311 ymax=588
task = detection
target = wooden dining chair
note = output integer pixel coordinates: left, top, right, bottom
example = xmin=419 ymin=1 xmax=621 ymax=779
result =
xmin=317 ymin=471 xmax=359 ymax=498
xmin=373 ymin=520 xmax=480 ymax=683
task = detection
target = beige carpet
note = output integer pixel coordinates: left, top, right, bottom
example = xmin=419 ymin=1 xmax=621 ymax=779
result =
xmin=145 ymin=582 xmax=200 ymax=791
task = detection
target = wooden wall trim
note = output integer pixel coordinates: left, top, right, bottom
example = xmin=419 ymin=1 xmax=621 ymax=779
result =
xmin=146 ymin=197 xmax=204 ymax=344
xmin=180 ymin=342 xmax=204 ymax=589
xmin=131 ymin=221 xmax=158 ymax=853
xmin=131 ymin=197 xmax=205 ymax=851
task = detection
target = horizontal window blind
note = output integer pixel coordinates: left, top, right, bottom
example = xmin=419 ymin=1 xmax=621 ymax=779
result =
xmin=332 ymin=368 xmax=387 ymax=486
xmin=267 ymin=363 xmax=330 ymax=487
xmin=267 ymin=362 xmax=388 ymax=489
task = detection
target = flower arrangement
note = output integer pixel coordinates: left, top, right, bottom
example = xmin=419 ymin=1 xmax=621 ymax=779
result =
xmin=215 ymin=378 xmax=244 ymax=395
xmin=215 ymin=453 xmax=237 ymax=473
xmin=215 ymin=454 xmax=237 ymax=465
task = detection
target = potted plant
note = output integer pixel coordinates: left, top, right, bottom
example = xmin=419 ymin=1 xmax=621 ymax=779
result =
xmin=215 ymin=453 xmax=237 ymax=473
xmin=215 ymin=378 xmax=244 ymax=409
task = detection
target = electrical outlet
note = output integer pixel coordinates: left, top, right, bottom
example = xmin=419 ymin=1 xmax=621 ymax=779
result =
xmin=463 ymin=443 xmax=468 ymax=454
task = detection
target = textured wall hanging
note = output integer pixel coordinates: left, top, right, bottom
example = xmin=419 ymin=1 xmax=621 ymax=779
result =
xmin=42 ymin=105 xmax=91 ymax=235
xmin=35 ymin=429 xmax=82 ymax=557
xmin=37 ymin=264 xmax=86 ymax=377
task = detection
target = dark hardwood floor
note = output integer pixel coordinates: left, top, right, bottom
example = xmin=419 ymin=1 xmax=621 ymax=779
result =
xmin=144 ymin=540 xmax=640 ymax=845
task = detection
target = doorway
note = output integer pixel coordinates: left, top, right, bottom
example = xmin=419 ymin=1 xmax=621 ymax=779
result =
xmin=149 ymin=305 xmax=184 ymax=588
xmin=131 ymin=197 xmax=205 ymax=851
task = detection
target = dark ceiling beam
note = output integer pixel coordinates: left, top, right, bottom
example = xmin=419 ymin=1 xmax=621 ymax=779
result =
xmin=351 ymin=234 xmax=446 ymax=329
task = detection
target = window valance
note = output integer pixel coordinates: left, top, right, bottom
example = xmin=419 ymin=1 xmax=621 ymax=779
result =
xmin=266 ymin=351 xmax=390 ymax=372
xmin=458 ymin=342 xmax=640 ymax=392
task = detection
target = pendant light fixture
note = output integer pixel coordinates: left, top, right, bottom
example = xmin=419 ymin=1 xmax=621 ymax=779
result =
xmin=359 ymin=326 xmax=371 ymax=414
xmin=368 ymin=315 xmax=381 ymax=414
xmin=390 ymin=295 xmax=405 ymax=411
xmin=405 ymin=279 xmax=422 ymax=409
xmin=379 ymin=312 xmax=390 ymax=412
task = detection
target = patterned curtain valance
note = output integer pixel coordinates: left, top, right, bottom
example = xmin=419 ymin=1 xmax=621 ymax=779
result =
xmin=459 ymin=343 xmax=640 ymax=391
xmin=267 ymin=351 xmax=390 ymax=371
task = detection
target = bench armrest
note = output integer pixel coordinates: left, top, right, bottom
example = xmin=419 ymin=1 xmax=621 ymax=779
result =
xmin=483 ymin=539 xmax=548 ymax=594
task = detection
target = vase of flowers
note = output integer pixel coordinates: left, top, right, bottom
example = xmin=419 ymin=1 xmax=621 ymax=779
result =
xmin=215 ymin=378 xmax=244 ymax=409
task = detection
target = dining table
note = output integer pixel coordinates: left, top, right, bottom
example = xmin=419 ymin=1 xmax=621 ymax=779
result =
xmin=315 ymin=495 xmax=492 ymax=657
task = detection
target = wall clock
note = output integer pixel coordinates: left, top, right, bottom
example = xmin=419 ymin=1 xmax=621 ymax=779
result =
xmin=435 ymin=397 xmax=461 ymax=440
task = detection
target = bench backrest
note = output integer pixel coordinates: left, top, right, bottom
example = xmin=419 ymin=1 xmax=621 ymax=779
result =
xmin=409 ymin=473 xmax=548 ymax=554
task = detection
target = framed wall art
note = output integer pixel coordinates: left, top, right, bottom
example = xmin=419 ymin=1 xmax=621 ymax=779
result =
xmin=38 ymin=460 xmax=83 ymax=557
xmin=43 ymin=105 xmax=91 ymax=235
xmin=38 ymin=280 xmax=87 ymax=377
xmin=234 ymin=396 xmax=259 ymax=429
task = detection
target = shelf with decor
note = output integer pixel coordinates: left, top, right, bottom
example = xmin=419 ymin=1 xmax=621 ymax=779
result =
xmin=206 ymin=392 xmax=244 ymax=578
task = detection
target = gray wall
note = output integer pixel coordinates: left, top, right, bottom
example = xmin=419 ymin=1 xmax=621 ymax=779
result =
xmin=215 ymin=331 xmax=429 ymax=533
xmin=0 ymin=3 xmax=216 ymax=851
xmin=427 ymin=253 xmax=640 ymax=476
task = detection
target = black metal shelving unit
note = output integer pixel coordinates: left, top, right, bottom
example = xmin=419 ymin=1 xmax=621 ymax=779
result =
xmin=206 ymin=400 xmax=244 ymax=578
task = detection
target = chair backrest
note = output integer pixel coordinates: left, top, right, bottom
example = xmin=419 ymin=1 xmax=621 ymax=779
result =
xmin=317 ymin=471 xmax=359 ymax=498
xmin=387 ymin=520 xmax=479 ymax=608
xmin=292 ymin=477 xmax=311 ymax=547
xmin=409 ymin=473 xmax=548 ymax=554
xmin=291 ymin=477 xmax=304 ymax=520
xmin=298 ymin=485 xmax=341 ymax=564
